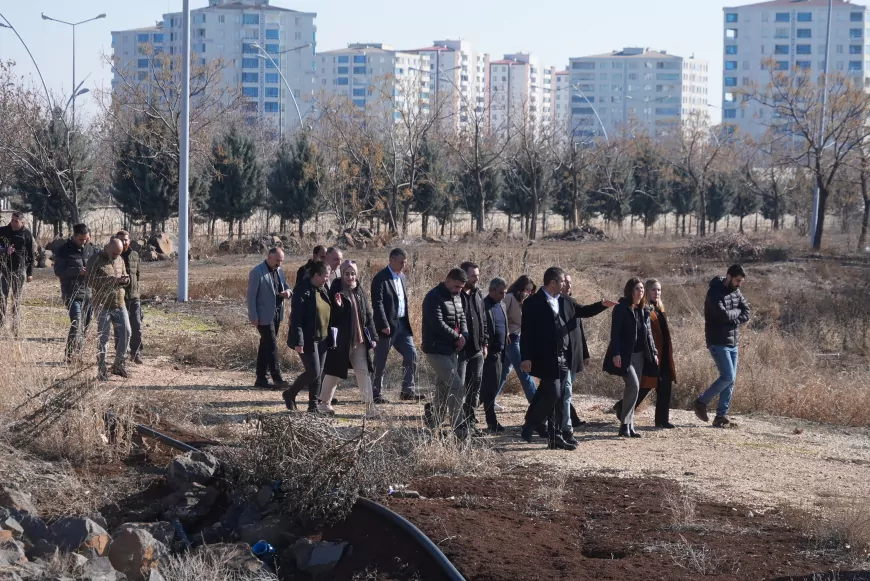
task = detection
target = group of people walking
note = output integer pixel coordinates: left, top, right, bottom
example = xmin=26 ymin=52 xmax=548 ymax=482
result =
xmin=247 ymin=243 xmax=752 ymax=449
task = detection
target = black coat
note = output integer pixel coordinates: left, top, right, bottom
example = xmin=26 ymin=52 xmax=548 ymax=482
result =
xmin=483 ymin=296 xmax=508 ymax=354
xmin=603 ymin=298 xmax=658 ymax=376
xmin=322 ymin=279 xmax=378 ymax=379
xmin=704 ymin=276 xmax=751 ymax=347
xmin=295 ymin=260 xmax=314 ymax=287
xmin=520 ymin=289 xmax=571 ymax=380
xmin=460 ymin=287 xmax=489 ymax=357
xmin=288 ymin=278 xmax=332 ymax=349
xmin=421 ymin=283 xmax=468 ymax=355
xmin=54 ymin=240 xmax=97 ymax=302
xmin=0 ymin=226 xmax=35 ymax=277
xmin=370 ymin=266 xmax=412 ymax=337
xmin=560 ymin=297 xmax=608 ymax=374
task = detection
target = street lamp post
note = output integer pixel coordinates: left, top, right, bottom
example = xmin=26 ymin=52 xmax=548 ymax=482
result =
xmin=0 ymin=15 xmax=52 ymax=108
xmin=252 ymin=42 xmax=311 ymax=136
xmin=41 ymin=12 xmax=106 ymax=132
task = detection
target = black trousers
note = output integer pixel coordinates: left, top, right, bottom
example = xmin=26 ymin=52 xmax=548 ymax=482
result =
xmin=126 ymin=298 xmax=143 ymax=358
xmin=524 ymin=362 xmax=568 ymax=441
xmin=480 ymin=351 xmax=504 ymax=427
xmin=257 ymin=318 xmax=282 ymax=382
xmin=615 ymin=377 xmax=673 ymax=425
xmin=289 ymin=337 xmax=329 ymax=407
xmin=459 ymin=350 xmax=484 ymax=427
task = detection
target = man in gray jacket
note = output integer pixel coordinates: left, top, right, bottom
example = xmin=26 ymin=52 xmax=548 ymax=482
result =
xmin=247 ymin=247 xmax=292 ymax=389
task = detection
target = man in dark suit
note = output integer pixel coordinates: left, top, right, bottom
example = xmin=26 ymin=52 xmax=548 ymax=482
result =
xmin=519 ymin=267 xmax=576 ymax=451
xmin=247 ymin=247 xmax=292 ymax=389
xmin=370 ymin=248 xmax=423 ymax=403
xmin=480 ymin=277 xmax=509 ymax=433
xmin=295 ymin=245 xmax=326 ymax=286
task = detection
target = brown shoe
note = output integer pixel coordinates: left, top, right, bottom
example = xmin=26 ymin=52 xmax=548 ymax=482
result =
xmin=132 ymin=354 xmax=144 ymax=365
xmin=693 ymin=399 xmax=709 ymax=423
xmin=712 ymin=416 xmax=733 ymax=428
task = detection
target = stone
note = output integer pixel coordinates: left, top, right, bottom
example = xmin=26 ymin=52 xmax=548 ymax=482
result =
xmin=114 ymin=523 xmax=174 ymax=549
xmin=49 ymin=517 xmax=111 ymax=556
xmin=0 ymin=488 xmax=37 ymax=517
xmin=46 ymin=238 xmax=66 ymax=255
xmin=80 ymin=555 xmax=127 ymax=581
xmin=390 ymin=490 xmax=421 ymax=499
xmin=290 ymin=538 xmax=315 ymax=569
xmin=0 ymin=515 xmax=23 ymax=538
xmin=194 ymin=522 xmax=230 ymax=546
xmin=156 ymin=253 xmax=169 ymax=262
xmin=195 ymin=543 xmax=262 ymax=573
xmin=254 ymin=485 xmax=272 ymax=509
xmin=146 ymin=570 xmax=165 ymax=581
xmin=238 ymin=515 xmax=292 ymax=547
xmin=306 ymin=541 xmax=349 ymax=576
xmin=141 ymin=250 xmax=159 ymax=262
xmin=88 ymin=514 xmax=109 ymax=531
xmin=26 ymin=538 xmax=59 ymax=560
xmin=162 ymin=486 xmax=220 ymax=527
xmin=218 ymin=241 xmax=231 ymax=252
xmin=147 ymin=233 xmax=173 ymax=256
xmin=17 ymin=513 xmax=49 ymax=544
xmin=165 ymin=451 xmax=219 ymax=492
xmin=108 ymin=528 xmax=168 ymax=581
xmin=0 ymin=538 xmax=26 ymax=567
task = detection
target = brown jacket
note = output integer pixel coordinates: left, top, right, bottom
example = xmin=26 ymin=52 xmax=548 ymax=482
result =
xmin=502 ymin=292 xmax=524 ymax=335
xmin=89 ymin=251 xmax=128 ymax=309
xmin=641 ymin=304 xmax=677 ymax=389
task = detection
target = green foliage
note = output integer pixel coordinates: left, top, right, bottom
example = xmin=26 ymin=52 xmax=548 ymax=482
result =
xmin=268 ymin=134 xmax=321 ymax=236
xmin=203 ymin=127 xmax=263 ymax=232
xmin=412 ymin=138 xmax=456 ymax=234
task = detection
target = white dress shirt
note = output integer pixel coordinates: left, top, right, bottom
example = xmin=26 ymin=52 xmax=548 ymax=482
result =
xmin=389 ymin=265 xmax=406 ymax=318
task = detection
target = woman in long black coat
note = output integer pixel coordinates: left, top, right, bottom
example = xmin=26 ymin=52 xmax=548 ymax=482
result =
xmin=319 ymin=260 xmax=380 ymax=418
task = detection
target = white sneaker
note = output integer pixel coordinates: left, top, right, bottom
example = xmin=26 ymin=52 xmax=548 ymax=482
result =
xmin=493 ymin=402 xmax=504 ymax=412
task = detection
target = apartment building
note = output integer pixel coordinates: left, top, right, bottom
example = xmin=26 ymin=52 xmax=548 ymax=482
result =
xmin=111 ymin=0 xmax=317 ymax=134
xmin=314 ymin=44 xmax=430 ymax=121
xmin=406 ymin=39 xmax=488 ymax=130
xmin=486 ymin=53 xmax=553 ymax=135
xmin=552 ymin=70 xmax=572 ymax=135
xmin=568 ymin=47 xmax=708 ymax=140
xmin=722 ymin=0 xmax=870 ymax=137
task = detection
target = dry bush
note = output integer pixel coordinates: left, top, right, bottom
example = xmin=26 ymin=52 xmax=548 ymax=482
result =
xmin=682 ymin=233 xmax=766 ymax=262
xmin=655 ymin=535 xmax=730 ymax=576
xmin=189 ymin=274 xmax=250 ymax=301
xmin=159 ymin=547 xmax=278 ymax=581
xmin=525 ymin=471 xmax=568 ymax=518
xmin=407 ymin=429 xmax=500 ymax=478
xmin=662 ymin=484 xmax=699 ymax=531
xmin=800 ymin=501 xmax=870 ymax=565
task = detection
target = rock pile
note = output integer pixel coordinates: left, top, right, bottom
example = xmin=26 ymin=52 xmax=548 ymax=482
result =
xmin=682 ymin=233 xmax=765 ymax=261
xmin=544 ymin=225 xmax=608 ymax=242
xmin=218 ymin=234 xmax=304 ymax=255
xmin=335 ymin=227 xmax=388 ymax=250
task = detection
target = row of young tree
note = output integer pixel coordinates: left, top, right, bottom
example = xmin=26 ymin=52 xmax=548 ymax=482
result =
xmin=2 ymin=52 xmax=870 ymax=250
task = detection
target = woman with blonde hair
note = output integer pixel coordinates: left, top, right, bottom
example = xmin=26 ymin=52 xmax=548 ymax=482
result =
xmin=612 ymin=278 xmax=677 ymax=428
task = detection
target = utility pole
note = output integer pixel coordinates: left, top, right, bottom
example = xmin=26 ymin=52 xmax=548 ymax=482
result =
xmin=812 ymin=0 xmax=833 ymax=248
xmin=178 ymin=0 xmax=191 ymax=302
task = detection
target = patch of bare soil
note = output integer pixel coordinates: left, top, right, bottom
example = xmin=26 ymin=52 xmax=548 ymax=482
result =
xmin=388 ymin=469 xmax=862 ymax=581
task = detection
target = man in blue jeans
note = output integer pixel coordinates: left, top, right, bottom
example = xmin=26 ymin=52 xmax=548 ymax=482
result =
xmin=695 ymin=264 xmax=751 ymax=428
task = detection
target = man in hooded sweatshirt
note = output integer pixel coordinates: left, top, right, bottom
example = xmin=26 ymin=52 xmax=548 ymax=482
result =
xmin=694 ymin=264 xmax=751 ymax=428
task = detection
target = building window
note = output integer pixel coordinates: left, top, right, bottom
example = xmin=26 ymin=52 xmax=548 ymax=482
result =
xmin=796 ymin=45 xmax=811 ymax=55
xmin=137 ymin=34 xmax=149 ymax=43
xmin=242 ymin=14 xmax=259 ymax=25
xmin=725 ymin=61 xmax=738 ymax=70
xmin=353 ymin=55 xmax=366 ymax=63
xmin=352 ymin=88 xmax=366 ymax=97
xmin=336 ymin=77 xmax=349 ymax=85
xmin=774 ymin=45 xmax=789 ymax=55
xmin=774 ymin=28 xmax=789 ymax=39
xmin=242 ymin=58 xmax=258 ymax=68
xmin=243 ymin=87 xmax=258 ymax=98
xmin=265 ymin=58 xmax=279 ymax=69
xmin=850 ymin=61 xmax=863 ymax=71
xmin=851 ymin=29 xmax=863 ymax=38
xmin=796 ymin=60 xmax=812 ymax=69
xmin=724 ymin=76 xmax=737 ymax=87
xmin=337 ymin=66 xmax=348 ymax=74
xmin=775 ymin=13 xmax=790 ymax=22
xmin=726 ymin=13 xmax=738 ymax=23
xmin=353 ymin=99 xmax=365 ymax=108
xmin=353 ymin=66 xmax=366 ymax=75
xmin=266 ymin=29 xmax=279 ymax=40
xmin=242 ymin=43 xmax=257 ymax=54
xmin=726 ymin=28 xmax=738 ymax=39
xmin=265 ymin=73 xmax=279 ymax=83
xmin=796 ymin=29 xmax=813 ymax=40
xmin=153 ymin=34 xmax=164 ymax=43
xmin=724 ymin=92 xmax=736 ymax=102
xmin=337 ymin=56 xmax=349 ymax=63
xmin=726 ymin=45 xmax=738 ymax=55
xmin=572 ymin=61 xmax=595 ymax=69
xmin=796 ymin=12 xmax=812 ymax=22
xmin=265 ymin=102 xmax=279 ymax=112
xmin=242 ymin=73 xmax=258 ymax=83
xmin=775 ymin=61 xmax=789 ymax=70
xmin=265 ymin=87 xmax=279 ymax=98
xmin=851 ymin=12 xmax=863 ymax=22
xmin=137 ymin=58 xmax=149 ymax=68
xmin=723 ymin=109 xmax=737 ymax=119
xmin=218 ymin=15 xmax=225 ymax=23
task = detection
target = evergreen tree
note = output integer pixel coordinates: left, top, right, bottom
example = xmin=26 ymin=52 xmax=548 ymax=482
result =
xmin=268 ymin=134 xmax=321 ymax=238
xmin=411 ymin=138 xmax=453 ymax=237
xmin=732 ymin=185 xmax=761 ymax=232
xmin=204 ymin=127 xmax=263 ymax=238
xmin=630 ymin=145 xmax=670 ymax=237
xmin=706 ymin=173 xmax=736 ymax=233
xmin=458 ymin=167 xmax=501 ymax=232
xmin=669 ymin=169 xmax=697 ymax=236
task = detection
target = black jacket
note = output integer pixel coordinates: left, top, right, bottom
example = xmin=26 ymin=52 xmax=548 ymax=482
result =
xmin=0 ymin=225 xmax=35 ymax=277
xmin=704 ymin=276 xmax=751 ymax=347
xmin=460 ymin=287 xmax=489 ymax=357
xmin=288 ymin=277 xmax=331 ymax=349
xmin=482 ymin=296 xmax=508 ymax=354
xmin=370 ymin=266 xmax=412 ymax=337
xmin=421 ymin=282 xmax=468 ymax=355
xmin=560 ymin=297 xmax=608 ymax=374
xmin=603 ymin=298 xmax=658 ymax=376
xmin=520 ymin=289 xmax=571 ymax=380
xmin=54 ymin=240 xmax=97 ymax=302
xmin=121 ymin=249 xmax=141 ymax=300
xmin=323 ymin=278 xmax=378 ymax=379
xmin=295 ymin=260 xmax=314 ymax=287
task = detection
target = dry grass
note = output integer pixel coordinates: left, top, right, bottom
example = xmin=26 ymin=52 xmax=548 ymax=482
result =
xmin=524 ymin=471 xmax=568 ymax=518
xmin=661 ymin=483 xmax=699 ymax=531
xmin=159 ymin=546 xmax=278 ymax=581
xmin=795 ymin=500 xmax=870 ymax=566
xmin=646 ymin=536 xmax=733 ymax=576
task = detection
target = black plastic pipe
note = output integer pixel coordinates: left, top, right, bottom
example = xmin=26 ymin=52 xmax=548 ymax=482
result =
xmin=356 ymin=497 xmax=466 ymax=581
xmin=133 ymin=423 xmax=199 ymax=453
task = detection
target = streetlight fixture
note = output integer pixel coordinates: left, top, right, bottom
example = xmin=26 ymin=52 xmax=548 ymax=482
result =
xmin=40 ymin=12 xmax=106 ymax=130
xmin=252 ymin=42 xmax=311 ymax=133
xmin=0 ymin=13 xmax=52 ymax=108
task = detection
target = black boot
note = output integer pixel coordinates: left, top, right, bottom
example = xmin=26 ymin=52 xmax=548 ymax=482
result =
xmin=618 ymin=424 xmax=631 ymax=438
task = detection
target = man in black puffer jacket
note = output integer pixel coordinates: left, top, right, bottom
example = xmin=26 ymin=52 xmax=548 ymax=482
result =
xmin=694 ymin=264 xmax=751 ymax=428
xmin=421 ymin=268 xmax=469 ymax=438
xmin=0 ymin=212 xmax=35 ymax=337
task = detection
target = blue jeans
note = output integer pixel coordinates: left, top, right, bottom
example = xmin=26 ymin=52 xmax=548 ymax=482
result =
xmin=66 ymin=295 xmax=93 ymax=358
xmin=699 ymin=345 xmax=739 ymax=418
xmin=496 ymin=337 xmax=537 ymax=403
xmin=560 ymin=371 xmax=575 ymax=432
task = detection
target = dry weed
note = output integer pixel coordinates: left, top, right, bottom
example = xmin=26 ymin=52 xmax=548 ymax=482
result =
xmin=661 ymin=484 xmax=699 ymax=531
xmin=646 ymin=535 xmax=733 ymax=576
xmin=525 ymin=471 xmax=568 ymax=518
xmin=159 ymin=547 xmax=278 ymax=581
xmin=799 ymin=500 xmax=870 ymax=565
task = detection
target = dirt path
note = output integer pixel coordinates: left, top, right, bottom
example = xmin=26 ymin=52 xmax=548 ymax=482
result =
xmin=104 ymin=354 xmax=870 ymax=512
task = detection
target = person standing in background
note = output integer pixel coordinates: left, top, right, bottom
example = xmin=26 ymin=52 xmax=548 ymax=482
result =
xmin=480 ymin=277 xmax=509 ymax=433
xmin=296 ymin=245 xmax=326 ymax=286
xmin=458 ymin=261 xmax=488 ymax=437
xmin=370 ymin=248 xmax=423 ymax=403
xmin=0 ymin=212 xmax=35 ymax=337
xmin=54 ymin=223 xmax=96 ymax=362
xmin=116 ymin=231 xmax=144 ymax=364
xmin=247 ymin=247 xmax=292 ymax=389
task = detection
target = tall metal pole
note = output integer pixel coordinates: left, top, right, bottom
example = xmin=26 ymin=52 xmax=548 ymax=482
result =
xmin=812 ymin=0 xmax=833 ymax=248
xmin=71 ymin=24 xmax=76 ymax=133
xmin=178 ymin=0 xmax=191 ymax=302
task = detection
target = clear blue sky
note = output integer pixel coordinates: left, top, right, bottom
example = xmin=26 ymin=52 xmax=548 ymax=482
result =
xmin=0 ymin=0 xmax=737 ymax=122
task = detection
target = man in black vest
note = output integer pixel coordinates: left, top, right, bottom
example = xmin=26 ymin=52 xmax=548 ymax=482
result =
xmin=458 ymin=261 xmax=489 ymax=436
xmin=519 ymin=267 xmax=575 ymax=451
xmin=0 ymin=212 xmax=35 ymax=337
xmin=481 ymin=277 xmax=509 ymax=433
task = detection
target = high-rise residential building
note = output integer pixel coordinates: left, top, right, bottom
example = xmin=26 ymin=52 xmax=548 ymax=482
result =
xmin=722 ymin=0 xmax=869 ymax=138
xmin=552 ymin=70 xmax=572 ymax=135
xmin=406 ymin=40 xmax=488 ymax=131
xmin=314 ymin=44 xmax=430 ymax=121
xmin=568 ymin=47 xmax=708 ymax=140
xmin=486 ymin=53 xmax=553 ymax=135
xmin=111 ymin=0 xmax=317 ymax=134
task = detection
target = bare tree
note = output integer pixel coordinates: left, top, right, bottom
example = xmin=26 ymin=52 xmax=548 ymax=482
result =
xmin=737 ymin=132 xmax=804 ymax=231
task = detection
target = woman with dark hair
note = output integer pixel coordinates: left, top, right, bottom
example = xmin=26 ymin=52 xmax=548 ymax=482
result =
xmin=319 ymin=261 xmax=381 ymax=418
xmin=495 ymin=275 xmax=538 ymax=405
xmin=282 ymin=261 xmax=333 ymax=412
xmin=604 ymin=277 xmax=658 ymax=438
xmin=611 ymin=279 xmax=677 ymax=428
